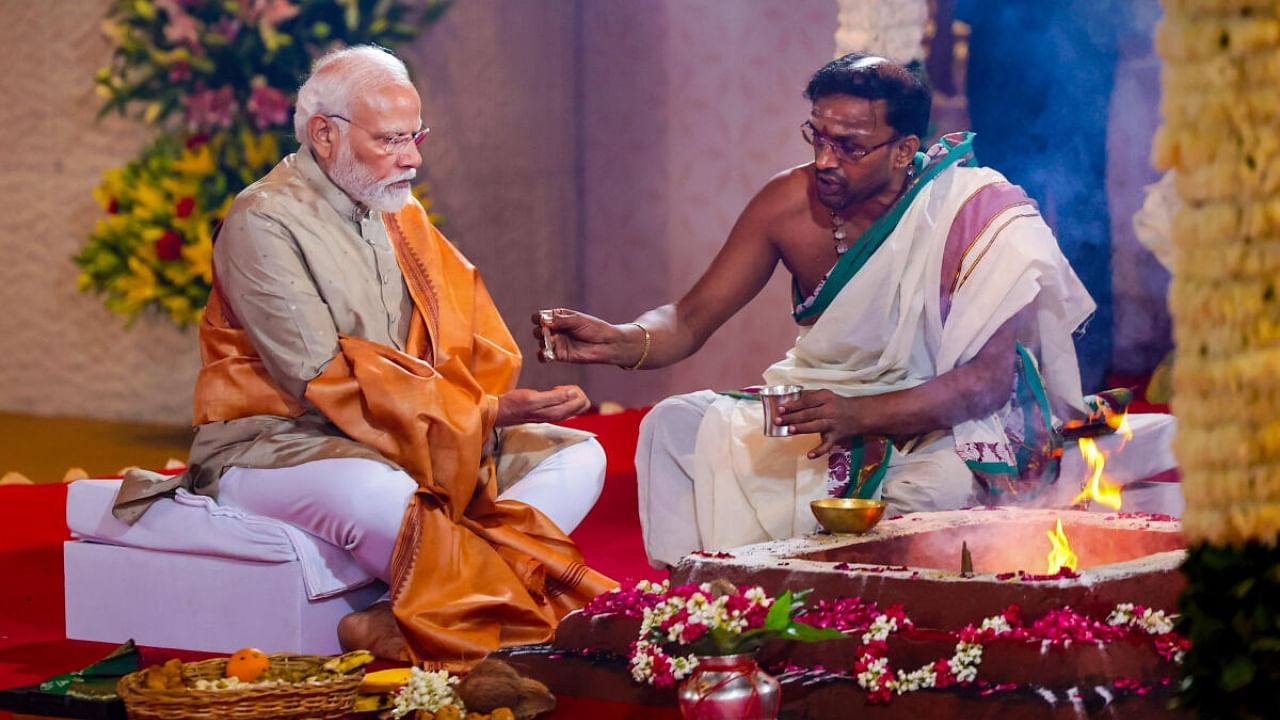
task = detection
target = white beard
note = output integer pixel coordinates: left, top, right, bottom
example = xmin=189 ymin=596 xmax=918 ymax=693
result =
xmin=329 ymin=139 xmax=415 ymax=213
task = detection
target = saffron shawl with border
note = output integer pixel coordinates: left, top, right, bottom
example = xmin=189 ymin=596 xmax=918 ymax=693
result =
xmin=691 ymin=135 xmax=1094 ymax=550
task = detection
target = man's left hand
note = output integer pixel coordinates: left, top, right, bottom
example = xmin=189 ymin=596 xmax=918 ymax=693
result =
xmin=496 ymin=386 xmax=592 ymax=427
xmin=776 ymin=390 xmax=863 ymax=458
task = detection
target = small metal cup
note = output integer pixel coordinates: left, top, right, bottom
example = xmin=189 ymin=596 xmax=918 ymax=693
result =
xmin=759 ymin=384 xmax=803 ymax=437
xmin=538 ymin=309 xmax=556 ymax=361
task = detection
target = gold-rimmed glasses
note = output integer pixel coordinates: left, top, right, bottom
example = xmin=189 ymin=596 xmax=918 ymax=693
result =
xmin=801 ymin=121 xmax=899 ymax=163
xmin=325 ymin=114 xmax=429 ymax=156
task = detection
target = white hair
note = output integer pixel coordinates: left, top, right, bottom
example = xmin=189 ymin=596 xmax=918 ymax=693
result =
xmin=293 ymin=45 xmax=412 ymax=147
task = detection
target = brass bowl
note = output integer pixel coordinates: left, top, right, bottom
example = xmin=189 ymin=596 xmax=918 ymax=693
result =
xmin=810 ymin=498 xmax=888 ymax=534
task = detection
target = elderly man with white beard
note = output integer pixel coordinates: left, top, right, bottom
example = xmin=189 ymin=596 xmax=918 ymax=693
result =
xmin=116 ymin=46 xmax=616 ymax=667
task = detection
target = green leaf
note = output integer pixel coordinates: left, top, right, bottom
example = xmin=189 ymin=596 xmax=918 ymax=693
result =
xmin=781 ymin=621 xmax=846 ymax=643
xmin=1233 ymin=578 xmax=1257 ymax=599
xmin=1221 ymin=656 xmax=1255 ymax=692
xmin=1248 ymin=637 xmax=1280 ymax=652
xmin=706 ymin=626 xmax=737 ymax=655
xmin=764 ymin=590 xmax=793 ymax=633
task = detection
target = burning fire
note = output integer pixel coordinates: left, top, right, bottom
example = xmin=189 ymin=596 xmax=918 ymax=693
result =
xmin=1045 ymin=518 xmax=1078 ymax=574
xmin=1070 ymin=413 xmax=1132 ymax=511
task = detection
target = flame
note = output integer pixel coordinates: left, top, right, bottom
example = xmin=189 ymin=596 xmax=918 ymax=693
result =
xmin=1070 ymin=411 xmax=1130 ymax=511
xmin=1107 ymin=411 xmax=1134 ymax=441
xmin=1046 ymin=518 xmax=1078 ymax=574
xmin=1071 ymin=436 xmax=1123 ymax=510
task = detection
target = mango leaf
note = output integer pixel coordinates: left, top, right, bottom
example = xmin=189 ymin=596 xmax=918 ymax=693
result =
xmin=781 ymin=621 xmax=846 ymax=643
xmin=763 ymin=590 xmax=793 ymax=632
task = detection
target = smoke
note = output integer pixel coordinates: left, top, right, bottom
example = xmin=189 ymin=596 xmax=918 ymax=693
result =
xmin=958 ymin=0 xmax=1161 ymax=390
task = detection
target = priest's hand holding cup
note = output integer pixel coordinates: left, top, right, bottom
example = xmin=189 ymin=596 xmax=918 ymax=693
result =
xmin=530 ymin=309 xmax=636 ymax=366
xmin=775 ymin=389 xmax=863 ymax=458
xmin=496 ymin=386 xmax=592 ymax=427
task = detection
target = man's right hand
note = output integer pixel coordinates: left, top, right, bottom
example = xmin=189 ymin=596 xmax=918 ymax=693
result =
xmin=496 ymin=385 xmax=592 ymax=427
xmin=531 ymin=309 xmax=640 ymax=366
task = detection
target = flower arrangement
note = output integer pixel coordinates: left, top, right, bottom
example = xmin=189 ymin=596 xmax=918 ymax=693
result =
xmin=77 ymin=131 xmax=272 ymax=325
xmin=838 ymin=600 xmax=1184 ymax=705
xmin=587 ymin=585 xmax=1190 ymax=705
xmin=391 ymin=667 xmax=463 ymax=718
xmin=586 ymin=579 xmax=844 ymax=689
xmin=77 ymin=0 xmax=448 ymax=326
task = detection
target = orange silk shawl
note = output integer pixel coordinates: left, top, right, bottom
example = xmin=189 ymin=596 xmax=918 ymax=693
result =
xmin=193 ymin=202 xmax=616 ymax=669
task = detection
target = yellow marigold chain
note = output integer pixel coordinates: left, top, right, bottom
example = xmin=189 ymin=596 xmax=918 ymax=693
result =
xmin=1161 ymin=0 xmax=1280 ymax=544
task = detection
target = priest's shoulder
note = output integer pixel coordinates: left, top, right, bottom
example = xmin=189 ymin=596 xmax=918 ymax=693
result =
xmin=741 ymin=163 xmax=816 ymax=218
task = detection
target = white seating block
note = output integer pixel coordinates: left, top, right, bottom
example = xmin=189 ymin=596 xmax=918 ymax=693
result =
xmin=64 ymin=541 xmax=384 ymax=655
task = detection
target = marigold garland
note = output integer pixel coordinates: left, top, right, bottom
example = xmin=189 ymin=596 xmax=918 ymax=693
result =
xmin=1157 ymin=0 xmax=1280 ymax=713
xmin=1157 ymin=0 xmax=1280 ymax=546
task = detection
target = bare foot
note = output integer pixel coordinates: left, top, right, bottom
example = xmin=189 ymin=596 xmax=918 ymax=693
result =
xmin=337 ymin=601 xmax=408 ymax=661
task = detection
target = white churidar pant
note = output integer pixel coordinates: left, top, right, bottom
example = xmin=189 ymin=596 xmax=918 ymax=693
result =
xmin=219 ymin=438 xmax=606 ymax=583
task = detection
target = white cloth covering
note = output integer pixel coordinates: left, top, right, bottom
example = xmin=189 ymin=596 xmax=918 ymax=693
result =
xmin=68 ymin=478 xmax=370 ymax=600
xmin=638 ymin=392 xmax=973 ymax=568
xmin=70 ymin=439 xmax=606 ymax=598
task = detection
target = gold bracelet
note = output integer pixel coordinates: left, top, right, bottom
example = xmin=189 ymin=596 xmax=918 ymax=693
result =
xmin=622 ymin=322 xmax=651 ymax=370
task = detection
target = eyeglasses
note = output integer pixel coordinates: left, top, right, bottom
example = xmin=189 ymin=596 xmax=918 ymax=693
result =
xmin=325 ymin=114 xmax=429 ymax=156
xmin=801 ymin=121 xmax=899 ymax=163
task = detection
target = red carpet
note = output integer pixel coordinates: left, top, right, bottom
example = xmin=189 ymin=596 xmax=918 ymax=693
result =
xmin=0 ymin=410 xmax=661 ymax=718
xmin=0 ymin=384 xmax=1163 ymax=716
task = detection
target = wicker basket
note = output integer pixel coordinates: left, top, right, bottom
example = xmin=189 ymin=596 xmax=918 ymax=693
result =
xmin=117 ymin=654 xmax=362 ymax=720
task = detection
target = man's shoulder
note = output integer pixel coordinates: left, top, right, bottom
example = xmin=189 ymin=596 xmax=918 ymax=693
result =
xmin=748 ymin=164 xmax=814 ymax=216
xmin=216 ymin=156 xmax=316 ymax=256
xmin=226 ymin=155 xmax=312 ymax=222
xmin=936 ymin=164 xmax=1024 ymax=201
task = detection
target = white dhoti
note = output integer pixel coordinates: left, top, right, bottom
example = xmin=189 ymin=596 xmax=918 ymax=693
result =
xmin=220 ymin=439 xmax=606 ymax=582
xmin=637 ymin=392 xmax=975 ymax=568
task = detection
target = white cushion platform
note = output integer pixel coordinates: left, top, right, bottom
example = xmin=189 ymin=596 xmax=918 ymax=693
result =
xmin=64 ymin=479 xmax=383 ymax=654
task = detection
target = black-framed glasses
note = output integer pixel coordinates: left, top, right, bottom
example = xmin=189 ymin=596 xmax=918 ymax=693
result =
xmin=325 ymin=114 xmax=429 ymax=156
xmin=801 ymin=121 xmax=899 ymax=163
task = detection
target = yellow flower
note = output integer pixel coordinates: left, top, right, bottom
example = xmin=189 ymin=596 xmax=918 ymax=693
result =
xmin=131 ymin=0 xmax=155 ymax=21
xmin=101 ymin=167 xmax=127 ymax=196
xmin=93 ymin=215 xmax=131 ymax=237
xmin=136 ymin=227 xmax=163 ymax=263
xmin=130 ymin=182 xmax=170 ymax=221
xmin=160 ymin=176 xmax=199 ymax=202
xmin=100 ymin=22 xmax=123 ymax=43
xmin=215 ymin=193 xmax=236 ymax=220
xmin=117 ymin=256 xmax=158 ymax=309
xmin=241 ymin=129 xmax=279 ymax=170
xmin=182 ymin=223 xmax=214 ymax=285
xmin=159 ymin=295 xmax=202 ymax=326
xmin=173 ymin=144 xmax=215 ymax=177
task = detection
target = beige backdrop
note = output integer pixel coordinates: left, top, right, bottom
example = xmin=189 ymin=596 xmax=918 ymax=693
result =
xmin=0 ymin=0 xmax=834 ymax=425
xmin=0 ymin=0 xmax=196 ymax=425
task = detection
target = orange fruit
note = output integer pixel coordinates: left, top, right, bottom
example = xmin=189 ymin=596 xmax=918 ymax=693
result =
xmin=225 ymin=647 xmax=269 ymax=682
